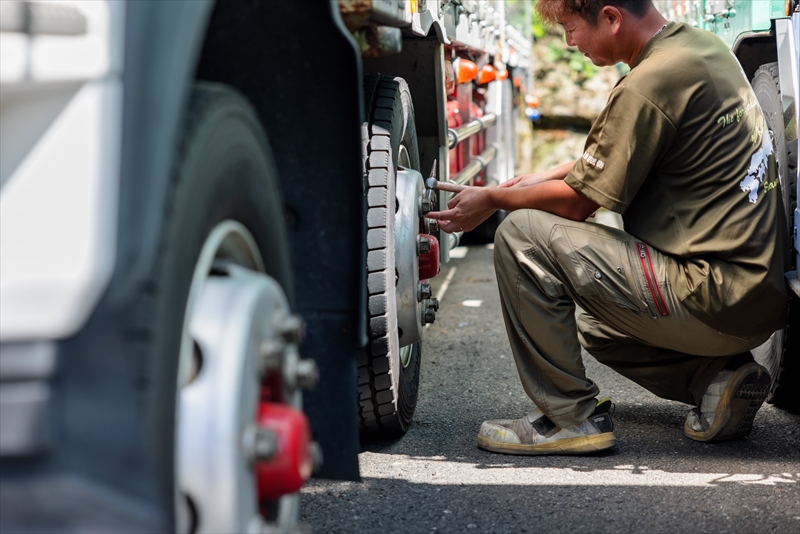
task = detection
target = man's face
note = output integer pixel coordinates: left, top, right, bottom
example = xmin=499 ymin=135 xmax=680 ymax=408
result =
xmin=558 ymin=12 xmax=616 ymax=67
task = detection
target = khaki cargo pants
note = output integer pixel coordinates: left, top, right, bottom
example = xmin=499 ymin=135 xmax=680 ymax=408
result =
xmin=494 ymin=210 xmax=771 ymax=428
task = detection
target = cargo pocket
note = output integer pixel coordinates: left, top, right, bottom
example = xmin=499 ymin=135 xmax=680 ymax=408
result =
xmin=549 ymin=226 xmax=646 ymax=312
xmin=629 ymin=241 xmax=672 ymax=318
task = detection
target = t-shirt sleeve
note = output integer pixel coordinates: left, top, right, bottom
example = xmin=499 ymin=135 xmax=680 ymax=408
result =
xmin=564 ymin=86 xmax=677 ymax=213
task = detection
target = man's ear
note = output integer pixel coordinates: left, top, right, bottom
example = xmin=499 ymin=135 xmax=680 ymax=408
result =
xmin=600 ymin=6 xmax=623 ymax=34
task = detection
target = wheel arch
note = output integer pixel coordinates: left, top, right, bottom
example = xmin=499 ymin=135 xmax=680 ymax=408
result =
xmin=361 ymin=28 xmax=451 ymax=261
xmin=112 ymin=0 xmax=215 ymax=305
xmin=732 ymin=32 xmax=777 ymax=81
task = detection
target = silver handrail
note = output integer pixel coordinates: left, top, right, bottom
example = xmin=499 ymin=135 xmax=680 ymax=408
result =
xmin=447 ymin=113 xmax=497 ymax=149
xmin=451 ymin=144 xmax=498 ymax=187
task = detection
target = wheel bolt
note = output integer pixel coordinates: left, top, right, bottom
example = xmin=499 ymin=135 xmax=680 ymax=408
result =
xmin=418 ymin=282 xmax=432 ymax=301
xmin=429 ymin=297 xmax=440 ymax=311
xmin=259 ymin=338 xmax=284 ymax=372
xmin=425 ymin=218 xmax=439 ymax=234
xmin=278 ymin=315 xmax=305 ymax=344
xmin=420 ymin=197 xmax=433 ymax=215
xmin=295 ymin=358 xmax=319 ymax=390
xmin=423 ymin=307 xmax=436 ymax=324
xmin=243 ymin=424 xmax=277 ymax=463
xmin=418 ymin=236 xmax=431 ymax=254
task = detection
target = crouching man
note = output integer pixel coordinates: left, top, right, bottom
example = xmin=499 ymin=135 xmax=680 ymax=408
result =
xmin=429 ymin=0 xmax=788 ymax=454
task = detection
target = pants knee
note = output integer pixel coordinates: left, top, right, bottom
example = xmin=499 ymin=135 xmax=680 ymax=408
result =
xmin=494 ymin=210 xmax=553 ymax=260
xmin=493 ymin=212 xmax=518 ymax=267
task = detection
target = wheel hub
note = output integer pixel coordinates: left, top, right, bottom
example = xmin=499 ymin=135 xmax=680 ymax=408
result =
xmin=176 ymin=221 xmax=318 ymax=533
xmin=395 ymin=166 xmax=427 ymax=348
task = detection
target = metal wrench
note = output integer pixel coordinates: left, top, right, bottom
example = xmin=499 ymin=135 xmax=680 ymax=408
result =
xmin=423 ymin=160 xmax=468 ymax=194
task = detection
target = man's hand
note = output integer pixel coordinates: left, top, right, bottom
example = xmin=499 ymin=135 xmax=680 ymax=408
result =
xmin=428 ymin=186 xmax=496 ymax=233
xmin=426 ymin=160 xmax=600 ymax=233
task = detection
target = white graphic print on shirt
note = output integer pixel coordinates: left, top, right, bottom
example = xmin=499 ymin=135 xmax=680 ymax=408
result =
xmin=739 ymin=129 xmax=773 ymax=204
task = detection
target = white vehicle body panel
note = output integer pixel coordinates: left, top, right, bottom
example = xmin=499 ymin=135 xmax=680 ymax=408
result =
xmin=0 ymin=0 xmax=124 ymax=341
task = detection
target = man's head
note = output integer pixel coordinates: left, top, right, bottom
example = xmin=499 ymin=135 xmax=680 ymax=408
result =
xmin=536 ymin=0 xmax=663 ymax=67
xmin=536 ymin=0 xmax=653 ymax=27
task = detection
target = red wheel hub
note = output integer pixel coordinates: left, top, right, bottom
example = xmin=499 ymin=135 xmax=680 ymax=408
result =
xmin=418 ymin=233 xmax=440 ymax=280
xmin=255 ymin=401 xmax=313 ymax=502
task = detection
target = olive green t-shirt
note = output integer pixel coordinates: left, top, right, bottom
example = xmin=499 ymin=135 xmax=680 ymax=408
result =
xmin=565 ymin=22 xmax=788 ymax=336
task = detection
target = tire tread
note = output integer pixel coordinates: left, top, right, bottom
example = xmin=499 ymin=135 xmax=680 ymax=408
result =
xmin=359 ymin=74 xmax=411 ymax=436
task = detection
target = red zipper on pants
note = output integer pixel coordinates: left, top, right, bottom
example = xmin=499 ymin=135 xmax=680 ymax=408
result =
xmin=636 ymin=242 xmax=670 ymax=317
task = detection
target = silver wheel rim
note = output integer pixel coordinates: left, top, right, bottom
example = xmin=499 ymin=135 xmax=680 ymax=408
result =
xmin=394 ymin=167 xmax=426 ymax=348
xmin=399 ymin=344 xmax=413 ymax=369
xmin=175 ymin=220 xmax=298 ymax=533
xmin=398 ymin=145 xmax=411 ymax=169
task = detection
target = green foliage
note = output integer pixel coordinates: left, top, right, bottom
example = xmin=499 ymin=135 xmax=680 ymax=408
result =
xmin=568 ymin=52 xmax=598 ymax=79
xmin=506 ymin=0 xmax=545 ymax=37
xmin=532 ymin=10 xmax=545 ymax=38
xmin=506 ymin=1 xmax=597 ymax=82
xmin=544 ymin=41 xmax=599 ymax=82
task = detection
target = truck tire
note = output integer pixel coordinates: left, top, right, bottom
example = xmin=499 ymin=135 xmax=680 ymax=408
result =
xmin=751 ymin=63 xmax=797 ymax=251
xmin=130 ymin=82 xmax=294 ymax=526
xmin=749 ymin=62 xmax=800 ymax=412
xmin=359 ymin=75 xmax=422 ymax=436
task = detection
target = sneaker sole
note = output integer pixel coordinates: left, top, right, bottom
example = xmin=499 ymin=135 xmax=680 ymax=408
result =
xmin=477 ymin=432 xmax=616 ymax=455
xmin=684 ymin=362 xmax=771 ymax=442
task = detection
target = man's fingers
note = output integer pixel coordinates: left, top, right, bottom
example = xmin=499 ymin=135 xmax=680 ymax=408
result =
xmin=437 ymin=220 xmax=463 ymax=233
xmin=427 ymin=209 xmax=457 ymax=220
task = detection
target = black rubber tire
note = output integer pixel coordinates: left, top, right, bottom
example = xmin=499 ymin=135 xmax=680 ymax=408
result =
xmin=770 ymin=293 xmax=800 ymax=412
xmin=752 ymin=63 xmax=796 ymax=252
xmin=749 ymin=63 xmax=800 ymax=412
xmin=131 ymin=82 xmax=292 ymax=520
xmin=358 ymin=74 xmax=422 ymax=437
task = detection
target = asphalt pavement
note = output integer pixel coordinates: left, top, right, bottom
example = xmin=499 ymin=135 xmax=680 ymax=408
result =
xmin=301 ymin=244 xmax=800 ymax=534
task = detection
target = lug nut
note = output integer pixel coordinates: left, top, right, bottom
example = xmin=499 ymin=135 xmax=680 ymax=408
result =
xmin=278 ymin=315 xmax=305 ymax=344
xmin=429 ymin=297 xmax=440 ymax=311
xmin=425 ymin=218 xmax=439 ymax=234
xmin=243 ymin=424 xmax=277 ymax=463
xmin=418 ymin=236 xmax=431 ymax=254
xmin=295 ymin=358 xmax=319 ymax=390
xmin=418 ymin=282 xmax=432 ymax=301
xmin=420 ymin=197 xmax=433 ymax=215
xmin=423 ymin=307 xmax=436 ymax=324
xmin=259 ymin=338 xmax=284 ymax=372
xmin=283 ymin=345 xmax=319 ymax=391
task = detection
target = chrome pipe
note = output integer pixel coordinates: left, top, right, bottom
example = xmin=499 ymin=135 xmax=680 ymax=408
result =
xmin=452 ymin=145 xmax=499 ymax=187
xmin=447 ymin=113 xmax=498 ymax=149
xmin=449 ymin=231 xmax=462 ymax=250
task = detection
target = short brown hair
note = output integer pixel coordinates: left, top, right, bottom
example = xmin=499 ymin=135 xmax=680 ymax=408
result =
xmin=536 ymin=0 xmax=652 ymax=26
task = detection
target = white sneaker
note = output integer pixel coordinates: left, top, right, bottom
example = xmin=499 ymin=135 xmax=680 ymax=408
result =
xmin=684 ymin=362 xmax=770 ymax=442
xmin=477 ymin=398 xmax=616 ymax=455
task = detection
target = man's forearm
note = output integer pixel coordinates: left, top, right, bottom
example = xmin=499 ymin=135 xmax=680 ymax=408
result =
xmin=507 ymin=161 xmax=577 ymax=188
xmin=427 ymin=160 xmax=596 ymax=231
xmin=488 ymin=173 xmax=599 ymax=221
